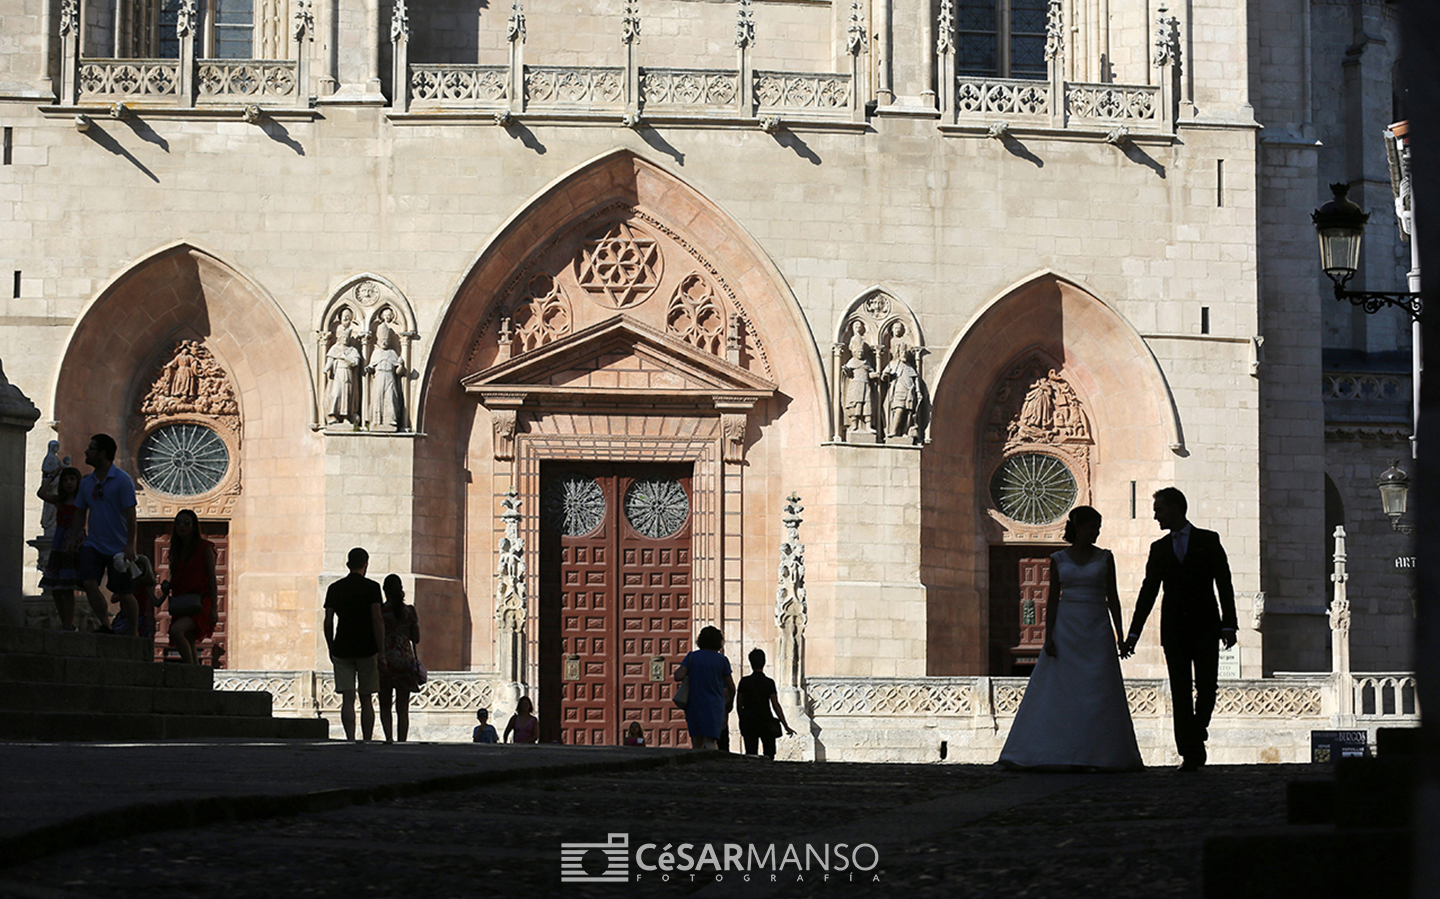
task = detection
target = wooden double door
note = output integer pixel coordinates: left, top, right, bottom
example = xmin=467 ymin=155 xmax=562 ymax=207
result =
xmin=538 ymin=463 xmax=694 ymax=746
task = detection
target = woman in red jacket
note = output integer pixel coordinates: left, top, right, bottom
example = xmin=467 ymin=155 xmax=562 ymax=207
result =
xmin=160 ymin=509 xmax=218 ymax=665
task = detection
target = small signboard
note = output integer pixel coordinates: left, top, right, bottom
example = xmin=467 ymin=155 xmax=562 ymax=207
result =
xmin=1311 ymin=730 xmax=1370 ymax=763
xmin=1217 ymin=645 xmax=1241 ymax=680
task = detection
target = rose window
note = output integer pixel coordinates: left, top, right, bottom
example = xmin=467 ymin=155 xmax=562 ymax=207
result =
xmin=624 ymin=479 xmax=690 ymax=538
xmin=989 ymin=454 xmax=1078 ymax=525
xmin=542 ymin=474 xmax=606 ymax=536
xmin=138 ymin=423 xmax=230 ymax=497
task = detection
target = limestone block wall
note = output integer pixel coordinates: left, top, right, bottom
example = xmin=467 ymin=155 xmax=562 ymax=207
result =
xmin=0 ymin=0 xmax=47 ymax=97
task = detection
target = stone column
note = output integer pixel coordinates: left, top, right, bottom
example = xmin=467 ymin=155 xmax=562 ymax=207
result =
xmin=295 ymin=1 xmax=315 ymax=108
xmin=494 ymin=491 xmax=529 ymax=715
xmin=177 ymin=0 xmax=197 ymax=108
xmin=389 ymin=0 xmax=408 ymax=111
xmin=736 ymin=0 xmax=755 ymax=118
xmin=1330 ymin=525 xmax=1354 ymax=720
xmin=0 ymin=360 xmax=41 ymax=627
xmin=507 ymin=0 xmax=525 ymax=116
xmin=59 ymin=0 xmax=78 ymax=106
xmin=774 ymin=492 xmax=815 ymax=760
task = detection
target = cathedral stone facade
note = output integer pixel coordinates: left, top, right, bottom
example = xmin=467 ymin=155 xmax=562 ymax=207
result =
xmin=0 ymin=0 xmax=1414 ymax=755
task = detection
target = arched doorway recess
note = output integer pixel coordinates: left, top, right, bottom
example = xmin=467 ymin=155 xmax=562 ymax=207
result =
xmin=418 ymin=150 xmax=827 ymax=744
xmin=922 ymin=273 xmax=1180 ymax=675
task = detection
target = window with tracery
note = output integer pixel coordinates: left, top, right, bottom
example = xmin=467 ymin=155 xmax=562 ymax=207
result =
xmin=122 ymin=0 xmax=255 ymax=59
xmin=956 ymin=0 xmax=1048 ymax=79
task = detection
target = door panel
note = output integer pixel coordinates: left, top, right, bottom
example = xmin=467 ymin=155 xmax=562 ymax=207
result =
xmin=540 ymin=463 xmax=693 ymax=746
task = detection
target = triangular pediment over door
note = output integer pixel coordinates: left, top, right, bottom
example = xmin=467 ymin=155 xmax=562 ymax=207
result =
xmin=462 ymin=314 xmax=778 ymax=461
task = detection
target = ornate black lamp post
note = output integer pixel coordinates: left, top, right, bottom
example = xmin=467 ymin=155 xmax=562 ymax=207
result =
xmin=1312 ymin=182 xmax=1424 ymax=320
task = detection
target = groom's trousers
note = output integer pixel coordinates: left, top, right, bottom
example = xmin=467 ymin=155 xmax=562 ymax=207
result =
xmin=1164 ymin=634 xmax=1219 ymax=760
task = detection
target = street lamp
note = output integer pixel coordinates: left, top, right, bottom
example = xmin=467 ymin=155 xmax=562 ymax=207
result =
xmin=1312 ymin=182 xmax=1424 ymax=320
xmin=1376 ymin=460 xmax=1414 ymax=534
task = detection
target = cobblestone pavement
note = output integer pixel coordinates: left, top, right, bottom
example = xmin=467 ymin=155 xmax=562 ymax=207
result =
xmin=0 ymin=751 xmax=1306 ymax=899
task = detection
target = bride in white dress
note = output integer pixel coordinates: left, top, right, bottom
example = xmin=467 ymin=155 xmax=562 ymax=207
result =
xmin=999 ymin=505 xmax=1143 ymax=771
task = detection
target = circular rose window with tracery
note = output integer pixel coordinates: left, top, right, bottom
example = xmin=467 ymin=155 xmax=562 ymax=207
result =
xmin=542 ymin=474 xmax=606 ymax=536
xmin=138 ymin=423 xmax=230 ymax=497
xmin=624 ymin=479 xmax=690 ymax=538
xmin=989 ymin=453 xmax=1078 ymax=525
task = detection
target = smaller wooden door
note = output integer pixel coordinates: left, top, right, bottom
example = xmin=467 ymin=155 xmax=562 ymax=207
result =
xmin=988 ymin=545 xmax=1053 ymax=675
xmin=147 ymin=524 xmax=229 ymax=666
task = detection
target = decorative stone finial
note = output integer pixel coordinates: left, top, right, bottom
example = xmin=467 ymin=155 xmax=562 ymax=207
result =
xmin=59 ymin=0 xmax=78 ymax=38
xmin=1152 ymin=4 xmax=1180 ymax=68
xmin=391 ymin=0 xmax=409 ymax=42
xmin=294 ymin=0 xmax=314 ymax=41
xmin=1044 ymin=0 xmax=1063 ymax=62
xmin=622 ymin=0 xmax=641 ymax=45
xmin=936 ymin=0 xmax=955 ymax=55
xmin=735 ymin=0 xmax=755 ymax=49
xmin=847 ymin=1 xmax=867 ymax=56
xmin=508 ymin=0 xmax=527 ymax=44
xmin=176 ymin=0 xmax=198 ymax=39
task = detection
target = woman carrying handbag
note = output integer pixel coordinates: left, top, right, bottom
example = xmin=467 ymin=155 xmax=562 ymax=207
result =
xmin=378 ymin=574 xmax=422 ymax=743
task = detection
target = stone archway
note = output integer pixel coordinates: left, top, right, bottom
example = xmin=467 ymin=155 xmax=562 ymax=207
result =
xmin=922 ymin=273 xmax=1180 ymax=675
xmin=418 ymin=150 xmax=827 ymax=726
xmin=52 ymin=242 xmax=321 ymax=669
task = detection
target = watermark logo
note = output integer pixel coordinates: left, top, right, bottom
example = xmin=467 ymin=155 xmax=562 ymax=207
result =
xmin=560 ymin=832 xmax=630 ymax=883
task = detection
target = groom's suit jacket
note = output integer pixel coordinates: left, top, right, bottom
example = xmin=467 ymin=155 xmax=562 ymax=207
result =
xmin=1130 ymin=527 xmax=1237 ymax=648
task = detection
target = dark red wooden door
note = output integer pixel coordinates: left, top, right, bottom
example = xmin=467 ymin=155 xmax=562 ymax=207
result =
xmin=539 ymin=464 xmax=693 ymax=746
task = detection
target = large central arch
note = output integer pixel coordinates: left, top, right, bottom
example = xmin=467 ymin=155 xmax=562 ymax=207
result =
xmin=417 ymin=150 xmax=827 ymax=710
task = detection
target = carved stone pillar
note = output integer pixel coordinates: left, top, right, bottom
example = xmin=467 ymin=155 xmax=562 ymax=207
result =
xmin=1153 ymin=4 xmax=1180 ymax=132
xmin=58 ymin=0 xmax=78 ymax=106
xmin=494 ymin=490 xmax=529 ymax=711
xmin=390 ymin=0 xmax=408 ymax=111
xmin=1330 ymin=525 xmax=1353 ymax=718
xmin=735 ymin=0 xmax=755 ymax=118
xmin=621 ymin=0 xmax=639 ymax=117
xmin=1046 ymin=0 xmax=1063 ymax=129
xmin=847 ymin=0 xmax=868 ymax=121
xmin=874 ymin=0 xmax=893 ymax=106
xmin=507 ymin=0 xmax=525 ymax=116
xmin=774 ymin=492 xmax=814 ymax=760
xmin=0 ymin=359 xmax=41 ymax=627
xmin=935 ymin=0 xmax=953 ymax=118
xmin=294 ymin=1 xmax=315 ymax=108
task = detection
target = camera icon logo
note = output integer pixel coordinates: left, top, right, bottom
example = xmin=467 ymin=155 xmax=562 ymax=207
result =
xmin=560 ymin=832 xmax=630 ymax=882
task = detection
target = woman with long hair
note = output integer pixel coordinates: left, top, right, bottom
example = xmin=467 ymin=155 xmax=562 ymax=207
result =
xmin=159 ymin=509 xmax=218 ymax=665
xmin=378 ymin=574 xmax=422 ymax=743
xmin=37 ymin=466 xmax=84 ymax=630
xmin=998 ymin=505 xmax=1142 ymax=771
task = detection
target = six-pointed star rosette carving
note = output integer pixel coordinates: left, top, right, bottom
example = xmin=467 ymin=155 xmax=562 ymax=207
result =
xmin=575 ymin=221 xmax=663 ymax=308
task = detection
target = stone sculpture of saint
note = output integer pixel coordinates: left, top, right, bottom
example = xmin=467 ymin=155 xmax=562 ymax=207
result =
xmin=374 ymin=307 xmax=399 ymax=354
xmin=39 ymin=439 xmax=61 ymax=532
xmin=367 ymin=343 xmax=406 ymax=431
xmin=170 ymin=344 xmax=199 ymax=400
xmin=1019 ymin=372 xmax=1057 ymax=437
xmin=882 ymin=322 xmax=921 ymax=439
xmin=841 ymin=321 xmax=876 ymax=434
xmin=325 ymin=308 xmax=363 ymax=426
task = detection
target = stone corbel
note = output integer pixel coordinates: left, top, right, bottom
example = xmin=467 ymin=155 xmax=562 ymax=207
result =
xmin=715 ymin=397 xmax=757 ymax=464
xmin=484 ymin=394 xmax=525 ymax=461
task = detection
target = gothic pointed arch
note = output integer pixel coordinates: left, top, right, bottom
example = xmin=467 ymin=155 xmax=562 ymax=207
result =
xmin=415 ymin=148 xmax=828 ymax=673
xmin=52 ymin=241 xmax=321 ymax=670
xmin=921 ymin=272 xmax=1182 ymax=675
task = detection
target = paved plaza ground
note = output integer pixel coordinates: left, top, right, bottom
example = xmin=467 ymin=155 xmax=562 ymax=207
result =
xmin=0 ymin=741 xmax=1312 ymax=898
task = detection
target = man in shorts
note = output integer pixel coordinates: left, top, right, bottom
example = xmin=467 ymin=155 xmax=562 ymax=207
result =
xmin=324 ymin=547 xmax=387 ymax=740
xmin=70 ymin=433 xmax=138 ymax=635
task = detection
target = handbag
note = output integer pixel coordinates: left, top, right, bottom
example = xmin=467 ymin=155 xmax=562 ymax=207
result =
xmin=169 ymin=593 xmax=203 ymax=617
xmin=672 ymin=676 xmax=689 ymax=710
xmin=766 ymin=718 xmax=783 ymax=739
xmin=413 ymin=642 xmax=427 ymax=686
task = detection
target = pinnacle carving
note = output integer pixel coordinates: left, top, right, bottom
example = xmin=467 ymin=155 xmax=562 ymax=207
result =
xmin=735 ymin=0 xmax=755 ymax=49
xmin=508 ymin=0 xmax=526 ymax=44
xmin=1044 ymin=0 xmax=1063 ymax=62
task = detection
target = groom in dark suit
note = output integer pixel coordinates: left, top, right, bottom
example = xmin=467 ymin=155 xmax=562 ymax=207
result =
xmin=1120 ymin=487 xmax=1237 ymax=771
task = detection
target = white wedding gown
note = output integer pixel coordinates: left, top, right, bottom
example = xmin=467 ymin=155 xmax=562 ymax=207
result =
xmin=998 ymin=548 xmax=1144 ymax=771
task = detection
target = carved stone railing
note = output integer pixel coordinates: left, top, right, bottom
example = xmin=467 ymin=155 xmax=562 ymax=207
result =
xmin=196 ymin=59 xmax=299 ymax=102
xmin=809 ymin=675 xmax=1335 ymax=721
xmin=78 ymin=59 xmax=181 ymax=100
xmin=754 ymin=71 xmax=851 ymax=114
xmin=316 ymin=670 xmax=498 ymax=713
xmin=954 ymin=77 xmax=1051 ymax=118
xmin=1354 ymin=673 xmax=1420 ymax=722
xmin=1064 ymin=81 xmax=1159 ymax=124
xmin=214 ymin=670 xmax=316 ymax=715
xmin=410 ymin=64 xmax=509 ymax=108
xmin=524 ymin=66 xmax=625 ymax=109
xmin=640 ymin=68 xmax=740 ymax=109
xmin=1324 ymin=371 xmax=1405 ymax=402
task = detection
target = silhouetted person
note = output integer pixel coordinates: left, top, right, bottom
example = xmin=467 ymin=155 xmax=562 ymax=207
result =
xmin=70 ymin=434 xmax=138 ymax=634
xmin=736 ymin=648 xmax=794 ymax=757
xmin=675 ymin=625 xmax=735 ymax=751
xmin=159 ymin=509 xmax=218 ymax=666
xmin=377 ymin=574 xmax=421 ymax=743
xmin=324 ymin=548 xmax=387 ymax=740
xmin=1122 ymin=488 xmax=1237 ymax=771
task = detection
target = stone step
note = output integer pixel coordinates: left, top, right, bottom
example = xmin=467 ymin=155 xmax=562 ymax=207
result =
xmin=0 ymin=681 xmax=270 ymax=717
xmin=0 ymin=625 xmax=151 ymax=663
xmin=0 ymin=710 xmax=329 ymax=742
xmin=0 ymin=653 xmax=213 ymax=690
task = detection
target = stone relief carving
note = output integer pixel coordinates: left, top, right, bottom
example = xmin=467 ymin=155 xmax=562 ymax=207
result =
xmin=832 ymin=290 xmax=927 ymax=444
xmin=316 ymin=277 xmax=419 ymax=433
xmin=140 ymin=339 xmax=240 ymax=418
xmin=667 ymin=273 xmax=725 ymax=355
xmin=720 ymin=412 xmax=746 ymax=463
xmin=495 ymin=490 xmax=528 ymax=687
xmin=129 ymin=339 xmax=243 ymax=517
xmin=575 ymin=221 xmax=663 ymax=309
xmin=509 ymin=274 xmax=572 ymax=355
xmin=775 ymin=492 xmax=807 ymax=690
xmin=466 ymin=201 xmax=772 ymax=381
xmin=982 ymin=353 xmax=1093 ymax=541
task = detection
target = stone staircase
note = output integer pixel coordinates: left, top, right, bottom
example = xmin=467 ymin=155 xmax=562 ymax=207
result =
xmin=0 ymin=625 xmax=328 ymax=741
